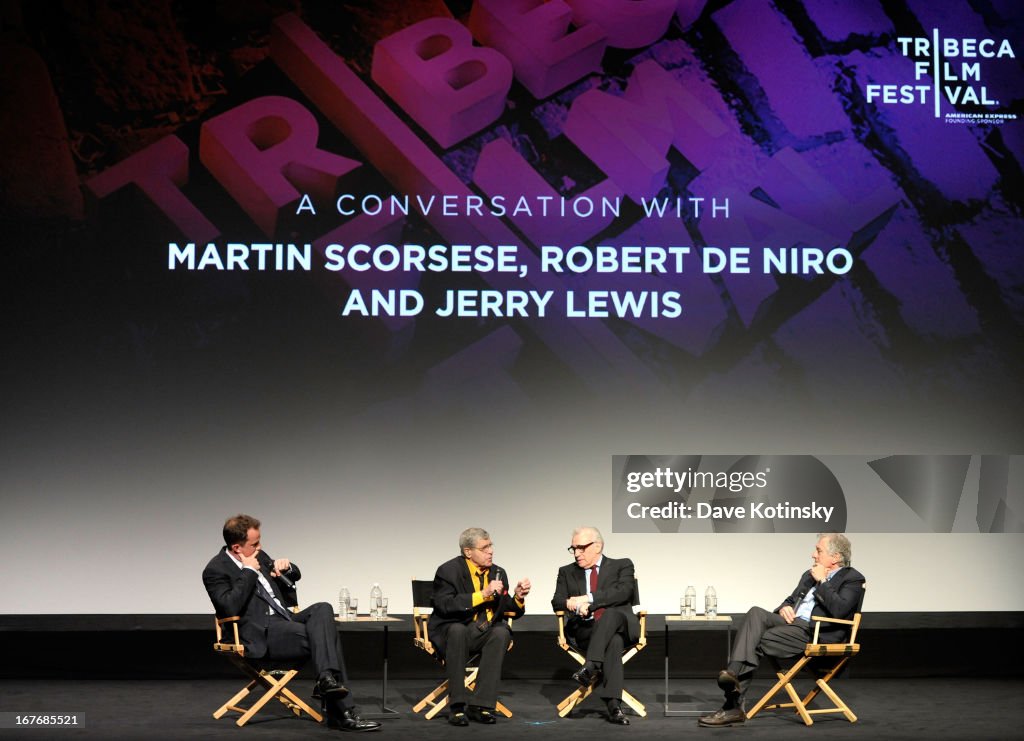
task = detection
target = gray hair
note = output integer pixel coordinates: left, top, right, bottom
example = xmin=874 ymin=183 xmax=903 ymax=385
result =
xmin=818 ymin=532 xmax=852 ymax=567
xmin=572 ymin=526 xmax=604 ymax=545
xmin=459 ymin=527 xmax=490 ymax=552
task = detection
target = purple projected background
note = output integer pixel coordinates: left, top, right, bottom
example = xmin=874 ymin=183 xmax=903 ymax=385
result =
xmin=1 ymin=0 xmax=1022 ymax=613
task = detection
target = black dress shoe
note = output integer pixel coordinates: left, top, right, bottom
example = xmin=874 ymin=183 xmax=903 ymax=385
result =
xmin=314 ymin=673 xmax=350 ymax=700
xmin=716 ymin=669 xmax=740 ymax=694
xmin=698 ymin=707 xmax=746 ymax=727
xmin=607 ymin=708 xmax=630 ymax=725
xmin=327 ymin=708 xmax=382 ymax=732
xmin=572 ymin=665 xmax=602 ymax=687
xmin=448 ymin=710 xmax=469 ymax=726
xmin=467 ymin=706 xmax=497 ymax=724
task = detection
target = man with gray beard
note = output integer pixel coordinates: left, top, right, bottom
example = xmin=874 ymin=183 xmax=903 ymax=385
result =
xmin=699 ymin=532 xmax=865 ymax=727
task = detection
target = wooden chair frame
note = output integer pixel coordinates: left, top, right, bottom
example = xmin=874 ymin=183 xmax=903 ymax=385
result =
xmin=410 ymin=579 xmax=514 ymax=720
xmin=554 ymin=581 xmax=648 ymax=718
xmin=212 ymin=615 xmax=323 ymax=727
xmin=746 ymin=590 xmax=865 ymax=726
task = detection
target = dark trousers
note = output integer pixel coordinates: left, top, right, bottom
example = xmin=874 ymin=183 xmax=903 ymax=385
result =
xmin=266 ymin=601 xmax=353 ymax=709
xmin=575 ymin=610 xmax=629 ymax=701
xmin=729 ymin=606 xmax=811 ymax=700
xmin=443 ymin=621 xmax=512 ymax=709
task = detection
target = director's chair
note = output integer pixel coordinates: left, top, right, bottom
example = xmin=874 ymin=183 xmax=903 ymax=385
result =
xmin=211 ymin=614 xmax=323 ymax=727
xmin=410 ymin=579 xmax=514 ymax=720
xmin=555 ymin=579 xmax=648 ymax=718
xmin=746 ymin=584 xmax=866 ymax=726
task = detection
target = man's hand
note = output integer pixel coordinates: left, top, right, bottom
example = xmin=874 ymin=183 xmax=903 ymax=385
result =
xmin=240 ymin=552 xmax=260 ymax=570
xmin=484 ymin=579 xmax=505 ymax=598
xmin=514 ymin=578 xmax=531 ymax=600
xmin=779 ymin=605 xmax=796 ymax=624
xmin=566 ymin=595 xmax=590 ymax=614
xmin=810 ymin=562 xmax=828 ymax=583
xmin=271 ymin=558 xmax=291 ymax=577
xmin=577 ymin=601 xmax=591 ymax=618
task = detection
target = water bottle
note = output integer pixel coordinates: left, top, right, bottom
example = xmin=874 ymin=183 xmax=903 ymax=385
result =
xmin=370 ymin=583 xmax=383 ymax=619
xmin=683 ymin=585 xmax=696 ymax=618
xmin=338 ymin=586 xmax=350 ymax=620
xmin=705 ymin=585 xmax=718 ymax=618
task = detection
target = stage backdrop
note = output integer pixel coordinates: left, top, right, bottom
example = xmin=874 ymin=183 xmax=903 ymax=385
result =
xmin=1 ymin=0 xmax=1022 ymax=616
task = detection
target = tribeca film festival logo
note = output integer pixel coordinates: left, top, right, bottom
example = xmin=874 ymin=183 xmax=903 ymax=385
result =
xmin=865 ymin=30 xmax=1017 ymax=125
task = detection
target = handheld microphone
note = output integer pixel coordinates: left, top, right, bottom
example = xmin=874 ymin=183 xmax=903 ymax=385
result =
xmin=259 ymin=552 xmax=295 ymax=589
xmin=276 ymin=567 xmax=295 ymax=590
xmin=794 ymin=572 xmax=813 ymax=602
xmin=495 ymin=568 xmax=507 ymax=595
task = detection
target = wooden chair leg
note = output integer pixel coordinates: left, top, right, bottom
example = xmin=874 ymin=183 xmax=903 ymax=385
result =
xmin=214 ymin=645 xmax=321 ymax=727
xmin=796 ymin=655 xmax=843 ymax=709
xmin=418 ymin=685 xmax=513 ymax=720
xmin=413 ymin=679 xmax=449 ymax=713
xmin=462 ymin=666 xmax=512 ymax=718
xmin=746 ymin=671 xmax=788 ymax=719
xmin=747 ymin=656 xmax=859 ymax=726
xmin=816 ymin=678 xmax=857 ymax=722
xmin=782 ymin=676 xmax=813 ymax=726
xmin=421 ymin=668 xmax=471 ymax=720
xmin=746 ymin=657 xmax=807 ymax=719
xmin=557 ymin=687 xmax=588 ymax=717
xmin=213 ymin=680 xmax=256 ymax=719
xmin=423 ymin=695 xmax=449 ymax=720
xmin=460 ymin=666 xmax=481 ymax=701
xmin=798 ymin=682 xmax=824 ymax=709
xmin=414 ymin=662 xmax=514 ymax=720
xmin=235 ymin=670 xmax=294 ymax=727
xmin=421 ymin=665 xmax=481 ymax=719
xmin=621 ymin=688 xmax=646 ymax=717
xmin=277 ymin=685 xmax=323 ymax=722
xmin=557 ymin=644 xmax=646 ymax=719
xmin=217 ymin=669 xmax=322 ymax=728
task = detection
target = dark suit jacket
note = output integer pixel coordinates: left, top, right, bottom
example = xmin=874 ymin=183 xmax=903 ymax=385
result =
xmin=202 ymin=547 xmax=301 ymax=659
xmin=776 ymin=565 xmax=865 ymax=643
xmin=427 ymin=556 xmax=525 ymax=660
xmin=551 ymin=555 xmax=640 ymax=646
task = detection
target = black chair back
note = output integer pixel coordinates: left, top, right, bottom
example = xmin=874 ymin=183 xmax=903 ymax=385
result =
xmin=412 ymin=579 xmax=434 ymax=609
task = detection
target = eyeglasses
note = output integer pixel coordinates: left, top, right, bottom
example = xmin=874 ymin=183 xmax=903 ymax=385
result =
xmin=472 ymin=544 xmax=494 ymax=552
xmin=567 ymin=542 xmax=594 ymax=554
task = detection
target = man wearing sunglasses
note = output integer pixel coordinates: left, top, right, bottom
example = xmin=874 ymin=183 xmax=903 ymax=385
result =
xmin=552 ymin=526 xmax=639 ymax=725
xmin=428 ymin=527 xmax=531 ymax=726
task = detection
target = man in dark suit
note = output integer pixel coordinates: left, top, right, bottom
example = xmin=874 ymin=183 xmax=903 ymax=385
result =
xmin=699 ymin=532 xmax=866 ymax=727
xmin=201 ymin=514 xmax=379 ymax=733
xmin=551 ymin=526 xmax=640 ymax=726
xmin=427 ymin=527 xmax=531 ymax=726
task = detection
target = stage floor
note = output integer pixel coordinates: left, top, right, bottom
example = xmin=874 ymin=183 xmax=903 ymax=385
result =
xmin=2 ymin=676 xmax=1022 ymax=739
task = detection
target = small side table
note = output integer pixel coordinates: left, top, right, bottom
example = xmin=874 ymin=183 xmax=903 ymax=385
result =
xmin=664 ymin=615 xmax=733 ymax=717
xmin=336 ymin=615 xmax=404 ymax=718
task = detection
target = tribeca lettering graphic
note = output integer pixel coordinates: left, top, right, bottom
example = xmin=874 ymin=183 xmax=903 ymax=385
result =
xmin=865 ymin=30 xmax=1016 ymax=119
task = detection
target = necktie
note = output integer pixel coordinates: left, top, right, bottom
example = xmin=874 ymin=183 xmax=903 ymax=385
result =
xmin=477 ymin=569 xmax=493 ymax=622
xmin=255 ymin=576 xmax=292 ymax=620
xmin=589 ymin=566 xmax=604 ymax=620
